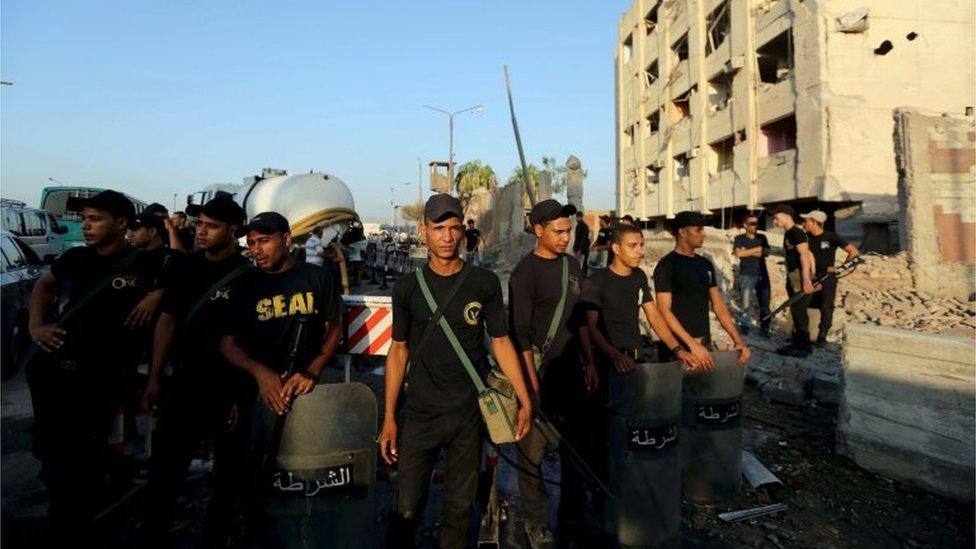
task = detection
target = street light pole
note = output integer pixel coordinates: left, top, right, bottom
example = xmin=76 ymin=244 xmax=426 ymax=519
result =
xmin=416 ymin=157 xmax=423 ymax=205
xmin=423 ymin=104 xmax=483 ymax=193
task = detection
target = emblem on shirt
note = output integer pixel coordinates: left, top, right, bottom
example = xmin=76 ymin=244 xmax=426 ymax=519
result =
xmin=210 ymin=288 xmax=232 ymax=301
xmin=462 ymin=301 xmax=482 ymax=325
xmin=111 ymin=275 xmax=138 ymax=289
xmin=256 ymin=292 xmax=317 ymax=321
xmin=820 ymin=242 xmax=830 ymax=250
xmin=568 ymin=276 xmax=580 ymax=297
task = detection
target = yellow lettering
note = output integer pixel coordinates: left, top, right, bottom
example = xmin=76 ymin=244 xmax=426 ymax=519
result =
xmin=289 ymin=293 xmax=309 ymax=315
xmin=272 ymin=295 xmax=287 ymax=318
xmin=256 ymin=298 xmax=273 ymax=321
xmin=307 ymin=292 xmax=316 ymax=313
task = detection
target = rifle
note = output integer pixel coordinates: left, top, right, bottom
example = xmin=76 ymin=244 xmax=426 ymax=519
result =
xmin=263 ymin=317 xmax=309 ymax=479
xmin=762 ymin=255 xmax=865 ymax=322
xmin=534 ymin=410 xmax=612 ymax=499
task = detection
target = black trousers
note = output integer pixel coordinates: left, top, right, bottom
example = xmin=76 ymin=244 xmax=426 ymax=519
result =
xmin=145 ymin=372 xmax=249 ymax=543
xmin=813 ymin=276 xmax=837 ymax=340
xmin=786 ymin=273 xmax=812 ymax=346
xmin=388 ymin=406 xmax=482 ymax=549
xmin=26 ymin=356 xmax=121 ymax=545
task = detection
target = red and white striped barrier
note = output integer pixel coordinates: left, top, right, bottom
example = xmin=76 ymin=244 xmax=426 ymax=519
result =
xmin=341 ymin=295 xmax=393 ymax=356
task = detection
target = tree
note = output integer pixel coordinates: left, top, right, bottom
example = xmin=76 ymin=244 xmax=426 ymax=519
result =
xmin=455 ymin=160 xmax=497 ymax=217
xmin=400 ymin=201 xmax=424 ymax=224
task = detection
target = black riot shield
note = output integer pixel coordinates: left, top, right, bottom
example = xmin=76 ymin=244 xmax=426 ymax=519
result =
xmin=607 ymin=360 xmax=683 ymax=548
xmin=680 ymin=351 xmax=743 ymax=503
xmin=252 ymin=382 xmax=377 ymax=548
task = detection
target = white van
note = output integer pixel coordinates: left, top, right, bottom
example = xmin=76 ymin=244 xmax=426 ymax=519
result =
xmin=0 ymin=199 xmax=67 ymax=261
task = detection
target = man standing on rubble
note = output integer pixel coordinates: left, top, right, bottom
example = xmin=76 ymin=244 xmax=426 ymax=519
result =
xmin=801 ymin=209 xmax=859 ymax=347
xmin=732 ymin=214 xmax=772 ymax=337
xmin=572 ymin=211 xmax=591 ymax=274
xmin=652 ymin=211 xmax=750 ymax=366
xmin=770 ymin=205 xmax=816 ymax=357
xmin=379 ymin=194 xmax=532 ymax=549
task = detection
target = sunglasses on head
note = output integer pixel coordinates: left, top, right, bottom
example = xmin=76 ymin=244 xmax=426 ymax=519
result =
xmin=746 ymin=221 xmax=758 ymax=226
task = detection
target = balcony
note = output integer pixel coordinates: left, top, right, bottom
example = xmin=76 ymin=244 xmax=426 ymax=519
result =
xmin=670 ymin=117 xmax=693 ymax=152
xmin=754 ymin=0 xmax=789 ymax=36
xmin=668 ymin=60 xmax=691 ymax=98
xmin=757 ymin=74 xmax=795 ymax=125
xmin=706 ymin=108 xmax=735 ymax=143
xmin=705 ymin=39 xmax=732 ymax=80
xmin=756 ymin=149 xmax=798 ymax=204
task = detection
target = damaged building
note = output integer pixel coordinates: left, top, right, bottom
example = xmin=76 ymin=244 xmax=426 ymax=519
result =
xmin=614 ymin=0 xmax=975 ymax=249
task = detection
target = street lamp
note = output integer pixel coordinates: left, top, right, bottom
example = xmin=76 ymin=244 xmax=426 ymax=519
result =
xmin=423 ymin=104 xmax=483 ymax=190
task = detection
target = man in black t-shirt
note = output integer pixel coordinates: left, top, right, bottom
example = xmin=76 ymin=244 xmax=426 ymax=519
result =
xmin=732 ymin=214 xmax=771 ymax=336
xmin=589 ymin=215 xmax=612 ymax=269
xmin=801 ymin=209 xmax=859 ymax=346
xmin=770 ymin=205 xmax=816 ymax=357
xmin=463 ymin=218 xmax=481 ymax=265
xmin=171 ymin=211 xmax=196 ymax=252
xmin=572 ymin=211 xmax=591 ymax=274
xmin=508 ymin=199 xmax=584 ymax=543
xmin=380 ymin=194 xmax=532 ymax=549
xmin=653 ymin=211 xmax=750 ymax=367
xmin=27 ymin=190 xmax=162 ymax=544
xmin=143 ymin=196 xmax=251 ymax=544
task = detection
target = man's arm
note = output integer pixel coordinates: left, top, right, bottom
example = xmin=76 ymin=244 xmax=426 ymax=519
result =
xmin=281 ymin=314 xmax=343 ymax=401
xmin=28 ymin=272 xmax=65 ymax=352
xmin=842 ymin=243 xmax=859 ymax=262
xmin=655 ymin=292 xmax=715 ymax=369
xmin=797 ymin=242 xmax=815 ymax=293
xmin=163 ymin=218 xmax=187 ymax=252
xmin=491 ymin=336 xmax=533 ymax=441
xmin=708 ymin=287 xmax=750 ymax=365
xmin=640 ymin=302 xmax=700 ymax=368
xmin=379 ymin=339 xmax=409 ymax=464
xmin=143 ymin=311 xmax=175 ymax=412
xmin=220 ymin=334 xmax=287 ymax=414
xmin=585 ymin=309 xmax=636 ymax=375
xmin=508 ymin=270 xmax=540 ymax=401
xmin=733 ymin=245 xmax=763 ymax=258
xmin=578 ymin=324 xmax=599 ymax=393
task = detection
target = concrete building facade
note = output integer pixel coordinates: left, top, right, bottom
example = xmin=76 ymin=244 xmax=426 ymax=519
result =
xmin=614 ymin=0 xmax=975 ymax=241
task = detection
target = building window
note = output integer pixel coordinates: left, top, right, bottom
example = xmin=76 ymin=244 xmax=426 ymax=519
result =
xmin=644 ymin=3 xmax=659 ymax=35
xmin=709 ymin=136 xmax=735 ymax=173
xmin=645 ymin=165 xmax=661 ymax=185
xmin=644 ymin=60 xmax=659 ymax=86
xmin=622 ymin=34 xmax=633 ymax=64
xmin=706 ymin=0 xmax=731 ymax=55
xmin=623 ymin=126 xmax=635 ymax=148
xmin=760 ymin=115 xmax=797 ymax=156
xmin=707 ymin=72 xmax=733 ymax=113
xmin=757 ymin=30 xmax=793 ymax=84
xmin=672 ymin=87 xmax=693 ymax=121
xmin=674 ymin=153 xmax=690 ymax=179
xmin=672 ymin=33 xmax=689 ymax=63
xmin=645 ymin=111 xmax=660 ymax=136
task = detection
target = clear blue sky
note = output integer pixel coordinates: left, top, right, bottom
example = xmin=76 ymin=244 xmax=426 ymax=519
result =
xmin=1 ymin=1 xmax=629 ymax=223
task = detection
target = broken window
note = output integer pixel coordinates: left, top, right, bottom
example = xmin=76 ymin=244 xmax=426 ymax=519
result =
xmin=757 ymin=30 xmax=793 ymax=84
xmin=709 ymin=136 xmax=735 ymax=173
xmin=623 ymin=125 xmax=635 ymax=148
xmin=707 ymin=72 xmax=733 ymax=113
xmin=673 ymin=153 xmax=690 ymax=179
xmin=644 ymin=60 xmax=659 ymax=87
xmin=705 ymin=0 xmax=731 ymax=55
xmin=644 ymin=3 xmax=659 ymax=35
xmin=672 ymin=33 xmax=689 ymax=63
xmin=672 ymin=87 xmax=693 ymax=121
xmin=645 ymin=110 xmax=660 ymax=136
xmin=645 ymin=165 xmax=661 ymax=185
xmin=760 ymin=115 xmax=797 ymax=156
xmin=622 ymin=34 xmax=633 ymax=64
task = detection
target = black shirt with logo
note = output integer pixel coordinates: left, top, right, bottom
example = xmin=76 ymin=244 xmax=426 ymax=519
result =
xmin=464 ymin=228 xmax=481 ymax=252
xmin=51 ymin=245 xmax=159 ymax=366
xmin=508 ymin=253 xmax=584 ymax=367
xmin=652 ymin=251 xmax=717 ymax=340
xmin=732 ymin=233 xmax=770 ymax=280
xmin=581 ymin=267 xmax=652 ymax=351
xmin=573 ymin=222 xmax=591 ymax=253
xmin=783 ymin=226 xmax=808 ymax=273
xmin=807 ymin=231 xmax=849 ymax=275
xmin=225 ymin=262 xmax=342 ymax=375
xmin=392 ymin=264 xmax=507 ymax=416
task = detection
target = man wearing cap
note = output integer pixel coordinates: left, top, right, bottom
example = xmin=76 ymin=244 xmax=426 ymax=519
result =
xmin=801 ymin=210 xmax=859 ymax=347
xmin=508 ymin=198 xmax=585 ymax=545
xmin=653 ymin=211 xmax=751 ymax=366
xmin=770 ymin=205 xmax=816 ymax=357
xmin=732 ymin=213 xmax=772 ymax=337
xmin=26 ymin=190 xmax=162 ymax=543
xmin=463 ymin=218 xmax=481 ymax=265
xmin=146 ymin=202 xmax=189 ymax=253
xmin=142 ymin=196 xmax=253 ymax=545
xmin=380 ymin=194 xmax=532 ymax=549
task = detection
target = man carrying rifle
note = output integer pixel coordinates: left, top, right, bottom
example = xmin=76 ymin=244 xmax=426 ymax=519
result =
xmin=218 ymin=211 xmax=343 ymax=540
xmin=800 ymin=209 xmax=859 ymax=347
xmin=769 ymin=205 xmax=816 ymax=357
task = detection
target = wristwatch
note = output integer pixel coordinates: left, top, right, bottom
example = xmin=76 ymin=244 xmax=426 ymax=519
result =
xmin=670 ymin=344 xmax=684 ymax=356
xmin=297 ymin=370 xmax=317 ymax=382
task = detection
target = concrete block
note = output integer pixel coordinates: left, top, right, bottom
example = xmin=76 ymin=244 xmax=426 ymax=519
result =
xmin=810 ymin=372 xmax=841 ymax=406
xmin=838 ymin=323 xmax=975 ymax=500
xmin=762 ymin=379 xmax=806 ymax=406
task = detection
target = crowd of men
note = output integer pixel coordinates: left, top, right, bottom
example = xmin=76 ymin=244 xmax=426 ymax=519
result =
xmin=22 ymin=186 xmax=854 ymax=547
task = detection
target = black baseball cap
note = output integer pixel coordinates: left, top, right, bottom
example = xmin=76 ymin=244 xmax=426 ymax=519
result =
xmin=769 ymin=204 xmax=795 ymax=217
xmin=424 ymin=193 xmax=463 ymax=222
xmin=129 ymin=212 xmax=165 ymax=233
xmin=145 ymin=203 xmax=169 ymax=216
xmin=672 ymin=211 xmax=711 ymax=229
xmin=241 ymin=211 xmax=290 ymax=235
xmin=186 ymin=196 xmax=246 ymax=235
xmin=529 ymin=199 xmax=577 ymax=226
xmin=66 ymin=190 xmax=135 ymax=222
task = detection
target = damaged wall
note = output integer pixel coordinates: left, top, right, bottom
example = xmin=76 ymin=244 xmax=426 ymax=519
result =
xmin=895 ymin=109 xmax=976 ymax=299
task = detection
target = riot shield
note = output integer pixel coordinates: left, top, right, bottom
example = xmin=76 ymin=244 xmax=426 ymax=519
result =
xmin=680 ymin=351 xmax=743 ymax=503
xmin=252 ymin=382 xmax=377 ymax=548
xmin=607 ymin=360 xmax=682 ymax=548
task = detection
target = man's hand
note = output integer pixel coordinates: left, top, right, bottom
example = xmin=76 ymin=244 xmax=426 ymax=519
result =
xmin=281 ymin=371 xmax=317 ymax=404
xmin=142 ymin=375 xmax=161 ymax=413
xmin=256 ymin=367 xmax=288 ymax=414
xmin=610 ymin=351 xmax=637 ymax=374
xmin=127 ymin=292 xmax=162 ymax=328
xmin=676 ymin=349 xmax=702 ymax=371
xmin=29 ymin=324 xmax=65 ymax=353
xmin=514 ymin=400 xmax=533 ymax=442
xmin=163 ymin=216 xmax=177 ymax=235
xmin=802 ymin=279 xmax=816 ymax=294
xmin=227 ymin=404 xmax=239 ymax=431
xmin=826 ymin=266 xmax=837 ymax=273
xmin=583 ymin=361 xmax=599 ymax=394
xmin=734 ymin=341 xmax=751 ymax=365
xmin=378 ymin=419 xmax=398 ymax=464
xmin=689 ymin=341 xmax=715 ymax=371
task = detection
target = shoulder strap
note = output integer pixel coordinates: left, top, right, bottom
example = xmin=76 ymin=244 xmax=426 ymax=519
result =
xmin=59 ymin=248 xmax=142 ymax=326
xmin=539 ymin=255 xmax=569 ymax=361
xmin=182 ymin=262 xmax=252 ymax=328
xmin=415 ymin=265 xmax=486 ymax=393
xmin=410 ymin=263 xmax=473 ymax=360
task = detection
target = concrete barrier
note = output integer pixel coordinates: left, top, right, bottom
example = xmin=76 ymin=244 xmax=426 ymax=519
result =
xmin=837 ymin=323 xmax=975 ymax=500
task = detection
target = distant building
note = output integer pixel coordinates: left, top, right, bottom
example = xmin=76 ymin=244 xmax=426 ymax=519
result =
xmin=615 ymin=0 xmax=974 ymax=248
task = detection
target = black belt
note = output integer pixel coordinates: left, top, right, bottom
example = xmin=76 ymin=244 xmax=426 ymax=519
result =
xmin=619 ymin=348 xmax=646 ymax=362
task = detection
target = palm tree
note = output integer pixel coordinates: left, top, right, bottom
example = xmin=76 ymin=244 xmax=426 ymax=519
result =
xmin=455 ymin=160 xmax=497 ymax=194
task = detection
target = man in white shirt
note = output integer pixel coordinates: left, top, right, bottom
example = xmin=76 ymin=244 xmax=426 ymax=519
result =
xmin=304 ymin=229 xmax=325 ymax=266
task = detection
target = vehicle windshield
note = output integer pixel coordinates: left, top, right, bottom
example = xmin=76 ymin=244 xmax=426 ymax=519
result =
xmin=42 ymin=188 xmax=99 ymax=221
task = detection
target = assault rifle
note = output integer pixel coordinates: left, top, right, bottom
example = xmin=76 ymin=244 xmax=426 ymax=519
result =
xmin=762 ymin=255 xmax=865 ymax=322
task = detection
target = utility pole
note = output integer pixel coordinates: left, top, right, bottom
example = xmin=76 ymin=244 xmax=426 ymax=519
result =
xmin=504 ymin=65 xmax=538 ymax=207
xmin=416 ymin=157 xmax=423 ymax=205
xmin=423 ymin=104 xmax=483 ymax=192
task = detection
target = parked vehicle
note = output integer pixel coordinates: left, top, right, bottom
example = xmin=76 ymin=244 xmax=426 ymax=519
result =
xmin=0 ymin=199 xmax=68 ymax=262
xmin=1 ymin=230 xmax=49 ymax=380
xmin=39 ymin=186 xmax=147 ymax=248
